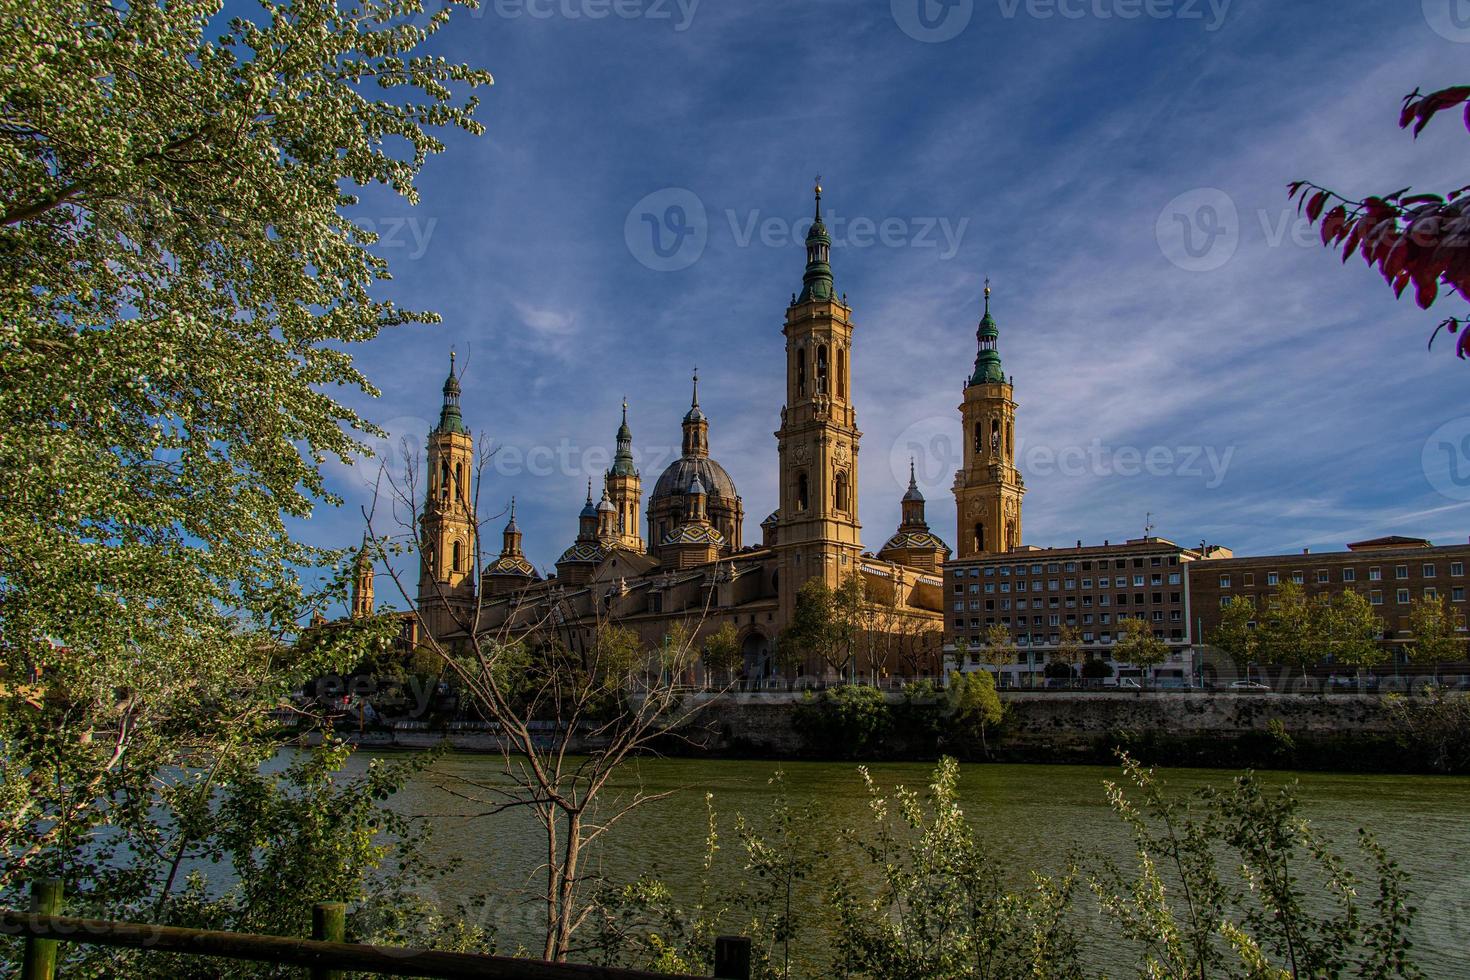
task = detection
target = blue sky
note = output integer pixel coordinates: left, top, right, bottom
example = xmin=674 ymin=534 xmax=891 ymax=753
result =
xmin=301 ymin=0 xmax=1470 ymax=597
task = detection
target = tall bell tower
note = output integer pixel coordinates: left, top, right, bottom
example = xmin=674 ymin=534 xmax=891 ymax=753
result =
xmin=953 ymin=283 xmax=1024 ymax=558
xmin=419 ymin=352 xmax=478 ymax=636
xmin=774 ymin=181 xmax=863 ymax=624
xmin=604 ymin=400 xmax=644 ymax=552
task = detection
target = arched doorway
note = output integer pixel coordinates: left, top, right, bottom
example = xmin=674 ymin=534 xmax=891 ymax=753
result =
xmin=741 ymin=630 xmax=772 ymax=682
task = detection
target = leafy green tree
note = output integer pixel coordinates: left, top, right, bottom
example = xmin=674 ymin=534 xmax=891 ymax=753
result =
xmin=794 ymin=685 xmax=891 ymax=759
xmin=1115 ymin=616 xmax=1169 ymax=687
xmin=0 ymin=0 xmax=490 ymax=942
xmin=701 ymin=622 xmax=743 ymax=687
xmin=1256 ymin=582 xmax=1322 ymax=680
xmin=944 ymin=668 xmax=1004 ymax=757
xmin=1323 ymin=589 xmax=1386 ymax=681
xmin=1055 ymin=625 xmax=1084 ymax=674
xmin=785 ymin=576 xmax=864 ymax=682
xmin=1212 ymin=595 xmax=1259 ymax=680
xmin=1407 ymin=595 xmax=1465 ymax=678
xmin=983 ymin=622 xmax=1017 ymax=665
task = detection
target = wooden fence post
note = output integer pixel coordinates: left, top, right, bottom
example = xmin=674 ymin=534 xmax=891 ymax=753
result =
xmin=712 ymin=936 xmax=751 ymax=980
xmin=310 ymin=902 xmax=346 ymax=980
xmin=20 ymin=878 xmax=62 ymax=980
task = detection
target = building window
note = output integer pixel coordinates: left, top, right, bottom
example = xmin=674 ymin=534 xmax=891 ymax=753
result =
xmin=1423 ymin=563 xmax=1437 ymax=578
xmin=1425 ymin=587 xmax=1439 ymax=600
xmin=1291 ymin=571 xmax=1304 ymax=584
xmin=973 ymin=522 xmax=986 ymax=553
xmin=1267 ymin=572 xmax=1279 ymax=586
xmin=816 ymin=344 xmax=829 ymax=394
xmin=1370 ymin=590 xmax=1383 ymax=606
xmin=1220 ymin=597 xmax=1231 ymax=608
xmin=1369 ymin=567 xmax=1381 ymax=581
xmin=837 ymin=347 xmax=847 ymax=399
xmin=1317 ymin=570 xmax=1329 ymax=584
xmin=834 ymin=472 xmax=849 ymax=512
xmin=1243 ymin=572 xmax=1255 ymax=586
xmin=1343 ymin=568 xmax=1356 ymax=583
xmin=796 ymin=348 xmax=806 ymax=397
xmin=797 ymin=473 xmax=809 ymax=512
xmin=452 ymin=540 xmax=462 ymax=572
xmin=1396 ymin=589 xmax=1410 ymax=604
xmin=1396 ymin=565 xmax=1409 ymax=580
xmin=1219 ymin=574 xmax=1231 ymax=588
xmin=1454 ymin=587 xmax=1466 ymax=602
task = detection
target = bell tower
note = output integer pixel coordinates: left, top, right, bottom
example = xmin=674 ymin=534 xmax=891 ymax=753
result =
xmin=604 ymin=400 xmax=644 ymax=552
xmin=774 ymin=180 xmax=863 ymax=623
xmin=419 ymin=352 xmax=478 ymax=635
xmin=350 ymin=535 xmax=375 ymax=619
xmin=953 ymin=283 xmax=1024 ymax=558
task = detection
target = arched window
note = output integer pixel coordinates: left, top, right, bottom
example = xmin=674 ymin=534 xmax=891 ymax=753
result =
xmin=452 ymin=539 xmax=462 ymax=572
xmin=816 ymin=345 xmax=829 ymax=394
xmin=834 ymin=471 xmax=848 ymax=512
xmin=973 ymin=422 xmax=983 ymax=454
xmin=1006 ymin=421 xmax=1014 ymax=460
xmin=440 ymin=460 xmax=450 ymax=499
xmin=797 ymin=473 xmax=810 ymax=512
xmin=796 ymin=349 xmax=806 ymax=398
xmin=990 ymin=419 xmax=1001 ymax=456
xmin=973 ymin=522 xmax=986 ymax=553
xmin=454 ymin=461 xmax=463 ymax=502
xmin=837 ymin=348 xmax=846 ymax=400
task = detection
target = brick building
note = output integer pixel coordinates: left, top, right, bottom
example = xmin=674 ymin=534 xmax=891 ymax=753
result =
xmin=943 ymin=537 xmax=1232 ymax=687
xmin=1188 ymin=536 xmax=1470 ymax=671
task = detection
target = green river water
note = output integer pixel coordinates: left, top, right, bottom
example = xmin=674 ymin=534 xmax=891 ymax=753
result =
xmin=367 ymin=753 xmax=1470 ymax=977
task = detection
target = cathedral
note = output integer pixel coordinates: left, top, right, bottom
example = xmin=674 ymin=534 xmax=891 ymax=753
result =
xmin=350 ymin=184 xmax=1025 ymax=680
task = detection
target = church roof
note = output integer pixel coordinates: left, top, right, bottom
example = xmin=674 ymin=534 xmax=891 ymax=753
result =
xmin=557 ymin=541 xmax=607 ymax=565
xmin=880 ymin=529 xmax=952 ymax=556
xmin=662 ymin=523 xmax=727 ymax=547
xmin=652 ymin=456 xmax=738 ymax=502
xmin=485 ymin=554 xmax=539 ymax=578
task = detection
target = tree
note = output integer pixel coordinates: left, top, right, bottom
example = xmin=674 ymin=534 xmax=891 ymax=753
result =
xmin=1256 ymin=582 xmax=1321 ymax=681
xmin=1212 ymin=595 xmax=1259 ymax=680
xmin=1407 ymin=595 xmax=1465 ymax=680
xmin=983 ymin=623 xmax=1017 ymax=667
xmin=1322 ymin=590 xmax=1386 ymax=683
xmin=1115 ymin=617 xmax=1169 ymax=688
xmin=1053 ymin=625 xmax=1083 ymax=685
xmin=372 ymin=450 xmax=714 ymax=962
xmin=944 ymin=670 xmax=1005 ymax=757
xmin=785 ymin=575 xmax=865 ymax=682
xmin=1081 ymin=657 xmax=1114 ymax=685
xmin=701 ymin=622 xmax=743 ymax=687
xmin=1291 ymin=85 xmax=1470 ymax=357
xmin=0 ymin=0 xmax=490 ymax=941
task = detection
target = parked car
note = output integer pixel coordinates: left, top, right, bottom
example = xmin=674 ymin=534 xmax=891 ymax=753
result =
xmin=1118 ymin=677 xmax=1141 ymax=689
xmin=1230 ymin=680 xmax=1270 ymax=691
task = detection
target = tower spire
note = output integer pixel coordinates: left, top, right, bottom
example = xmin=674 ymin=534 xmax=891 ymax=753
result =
xmin=437 ymin=349 xmax=467 ymax=434
xmin=797 ymin=179 xmax=833 ymax=304
xmin=969 ymin=279 xmax=1004 ymax=387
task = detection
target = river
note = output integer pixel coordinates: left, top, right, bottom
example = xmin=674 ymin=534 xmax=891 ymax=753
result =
xmin=368 ymin=753 xmax=1470 ymax=976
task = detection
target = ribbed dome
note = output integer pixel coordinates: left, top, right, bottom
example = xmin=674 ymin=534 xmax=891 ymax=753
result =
xmin=651 ymin=456 xmax=738 ymax=503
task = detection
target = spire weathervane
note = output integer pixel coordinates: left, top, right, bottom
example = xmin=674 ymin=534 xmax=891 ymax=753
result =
xmin=814 ymin=176 xmax=822 ymax=219
xmin=691 ymin=368 xmax=700 ymax=408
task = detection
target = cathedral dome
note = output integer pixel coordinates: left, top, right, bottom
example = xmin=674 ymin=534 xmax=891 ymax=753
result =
xmin=485 ymin=554 xmax=538 ymax=578
xmin=881 ymin=529 xmax=950 ymax=554
xmin=651 ymin=456 xmax=738 ymax=504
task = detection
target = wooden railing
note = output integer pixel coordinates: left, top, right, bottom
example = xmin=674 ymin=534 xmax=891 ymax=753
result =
xmin=7 ymin=880 xmax=752 ymax=980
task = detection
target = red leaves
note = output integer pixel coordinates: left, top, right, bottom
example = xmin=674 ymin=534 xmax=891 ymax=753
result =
xmin=1292 ymin=82 xmax=1470 ymax=356
xmin=1400 ymin=85 xmax=1470 ymax=137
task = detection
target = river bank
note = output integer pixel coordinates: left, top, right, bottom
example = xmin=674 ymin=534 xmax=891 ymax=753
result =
xmin=306 ymin=691 xmax=1450 ymax=774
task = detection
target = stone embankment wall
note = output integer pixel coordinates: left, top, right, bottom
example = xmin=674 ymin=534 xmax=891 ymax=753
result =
xmin=318 ymin=693 xmax=1409 ymax=770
